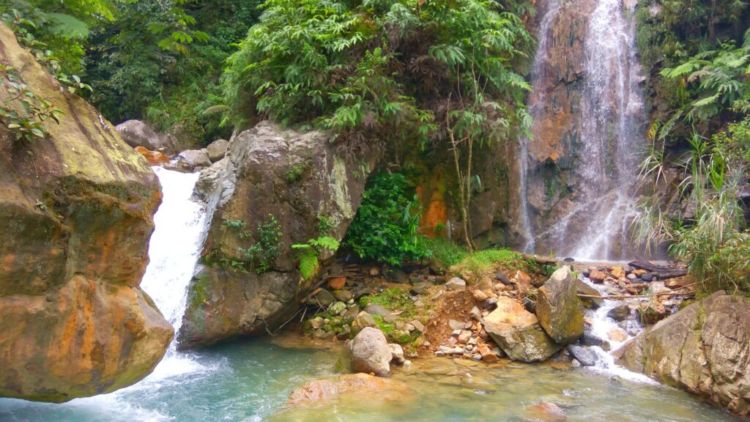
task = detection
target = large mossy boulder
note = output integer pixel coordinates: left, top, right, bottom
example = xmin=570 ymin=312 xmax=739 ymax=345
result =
xmin=536 ymin=266 xmax=584 ymax=344
xmin=0 ymin=24 xmax=172 ymax=402
xmin=618 ymin=292 xmax=750 ymax=416
xmin=178 ymin=121 xmax=377 ymax=348
xmin=483 ymin=297 xmax=562 ymax=362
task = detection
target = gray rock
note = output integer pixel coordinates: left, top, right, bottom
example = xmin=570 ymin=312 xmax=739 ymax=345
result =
xmin=567 ymin=345 xmax=598 ymax=367
xmin=365 ymin=304 xmax=395 ymax=322
xmin=446 ymin=277 xmax=466 ymax=291
xmin=410 ymin=320 xmax=425 ymax=333
xmin=607 ymin=304 xmax=631 ymax=321
xmin=350 ymin=328 xmax=392 ymax=377
xmin=449 ymin=319 xmax=467 ymax=331
xmin=115 ymin=119 xmax=176 ymax=153
xmin=206 ymin=139 xmax=229 ymax=162
xmin=388 ymin=343 xmax=405 ymax=364
xmin=174 ymin=149 xmax=211 ymax=171
xmin=352 ymin=311 xmax=377 ymax=332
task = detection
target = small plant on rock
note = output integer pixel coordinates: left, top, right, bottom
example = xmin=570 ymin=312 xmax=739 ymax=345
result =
xmin=292 ymin=236 xmax=340 ymax=280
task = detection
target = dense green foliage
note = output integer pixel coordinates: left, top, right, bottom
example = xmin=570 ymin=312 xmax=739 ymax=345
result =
xmin=223 ymin=0 xmax=532 ymax=145
xmin=0 ymin=0 xmax=262 ymax=145
xmin=345 ymin=172 xmax=427 ymax=266
xmin=0 ymin=63 xmax=62 ymax=142
xmin=85 ymin=0 xmax=261 ymax=144
xmin=635 ymin=1 xmax=750 ymax=295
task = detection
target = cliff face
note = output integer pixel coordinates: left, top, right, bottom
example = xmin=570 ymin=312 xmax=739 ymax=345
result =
xmin=0 ymin=23 xmax=172 ymax=402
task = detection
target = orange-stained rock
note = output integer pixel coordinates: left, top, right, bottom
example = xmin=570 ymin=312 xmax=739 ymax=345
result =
xmin=328 ymin=276 xmax=346 ymax=290
xmin=134 ymin=146 xmax=171 ymax=165
xmin=0 ymin=23 xmax=171 ymax=402
xmin=287 ymin=373 xmax=413 ymax=406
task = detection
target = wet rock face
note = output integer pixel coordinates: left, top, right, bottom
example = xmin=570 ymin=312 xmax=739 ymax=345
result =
xmin=483 ymin=297 xmax=562 ymax=363
xmin=178 ymin=121 xmax=377 ymax=348
xmin=618 ymin=292 xmax=750 ymax=416
xmin=0 ymin=24 xmax=172 ymax=402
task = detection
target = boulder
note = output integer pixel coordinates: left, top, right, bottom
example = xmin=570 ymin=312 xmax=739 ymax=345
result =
xmin=568 ymin=345 xmax=598 ymax=367
xmin=618 ymin=292 xmax=750 ymax=416
xmin=173 ymin=149 xmax=211 ymax=171
xmin=0 ymin=24 xmax=171 ymax=402
xmin=536 ymin=266 xmax=584 ymax=344
xmin=179 ymin=122 xmax=378 ymax=348
xmin=483 ymin=297 xmax=562 ymax=363
xmin=350 ymin=327 xmax=392 ymax=377
xmin=206 ymin=139 xmax=229 ymax=162
xmin=115 ymin=119 xmax=176 ymax=153
xmin=575 ymin=279 xmax=603 ymax=309
xmin=388 ymin=343 xmax=405 ymax=364
xmin=607 ymin=304 xmax=631 ymax=321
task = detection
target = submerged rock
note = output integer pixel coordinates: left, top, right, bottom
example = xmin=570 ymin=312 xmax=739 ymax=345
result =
xmin=287 ymin=373 xmax=412 ymax=406
xmin=0 ymin=24 xmax=171 ymax=402
xmin=350 ymin=327 xmax=392 ymax=377
xmin=536 ymin=266 xmax=584 ymax=345
xmin=483 ymin=297 xmax=562 ymax=363
xmin=178 ymin=121 xmax=377 ymax=348
xmin=618 ymin=292 xmax=750 ymax=416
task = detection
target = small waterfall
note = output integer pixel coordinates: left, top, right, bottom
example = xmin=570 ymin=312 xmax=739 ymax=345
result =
xmin=518 ymin=0 xmax=561 ymax=252
xmin=134 ymin=167 xmax=215 ymax=378
xmin=577 ymin=275 xmax=656 ymax=384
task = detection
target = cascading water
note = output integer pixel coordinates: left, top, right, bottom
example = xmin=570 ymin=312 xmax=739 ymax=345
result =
xmin=137 ymin=167 xmax=215 ymax=378
xmin=520 ymin=0 xmax=646 ymax=260
xmin=518 ymin=0 xmax=561 ymax=253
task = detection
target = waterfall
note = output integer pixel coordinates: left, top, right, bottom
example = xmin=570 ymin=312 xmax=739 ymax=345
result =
xmin=520 ymin=0 xmax=646 ymax=260
xmin=565 ymin=0 xmax=644 ymax=259
xmin=518 ymin=0 xmax=561 ymax=253
xmin=135 ymin=167 xmax=214 ymax=377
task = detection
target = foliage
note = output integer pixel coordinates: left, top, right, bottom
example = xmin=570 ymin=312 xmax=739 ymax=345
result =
xmin=84 ymin=0 xmax=261 ymax=143
xmin=458 ymin=248 xmax=524 ymax=273
xmin=242 ymin=214 xmax=282 ymax=274
xmin=223 ymin=0 xmax=531 ymax=147
xmin=0 ymin=63 xmax=62 ymax=142
xmin=344 ymin=172 xmax=428 ymax=266
xmin=422 ymin=237 xmax=468 ymax=268
xmin=636 ymin=119 xmax=750 ymax=295
xmin=0 ymin=0 xmax=115 ymax=76
xmin=292 ymin=236 xmax=340 ymax=280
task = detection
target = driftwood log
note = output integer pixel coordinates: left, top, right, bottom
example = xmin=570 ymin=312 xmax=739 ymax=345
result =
xmin=628 ymin=260 xmax=688 ymax=279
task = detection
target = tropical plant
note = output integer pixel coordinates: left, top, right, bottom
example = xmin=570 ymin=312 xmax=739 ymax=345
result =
xmin=344 ymin=172 xmax=428 ymax=266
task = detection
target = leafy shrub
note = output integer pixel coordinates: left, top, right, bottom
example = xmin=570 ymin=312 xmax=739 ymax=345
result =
xmin=344 ymin=172 xmax=428 ymax=266
xmin=242 ymin=215 xmax=282 ymax=274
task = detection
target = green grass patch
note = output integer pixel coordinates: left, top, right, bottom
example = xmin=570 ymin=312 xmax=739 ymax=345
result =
xmin=358 ymin=288 xmax=416 ymax=318
xmin=459 ymin=248 xmax=524 ymax=273
xmin=423 ymin=237 xmax=468 ymax=268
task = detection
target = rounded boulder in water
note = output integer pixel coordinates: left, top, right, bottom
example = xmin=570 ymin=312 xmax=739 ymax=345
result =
xmin=350 ymin=327 xmax=392 ymax=377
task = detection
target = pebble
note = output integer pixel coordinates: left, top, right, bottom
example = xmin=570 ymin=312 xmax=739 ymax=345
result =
xmin=458 ymin=330 xmax=472 ymax=344
xmin=449 ymin=319 xmax=465 ymax=330
xmin=410 ymin=320 xmax=425 ymax=332
xmin=470 ymin=306 xmax=482 ymax=321
xmin=472 ymin=290 xmax=488 ymax=301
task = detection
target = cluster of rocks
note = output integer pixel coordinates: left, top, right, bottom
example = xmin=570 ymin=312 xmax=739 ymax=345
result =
xmin=584 ymin=263 xmax=693 ymax=326
xmin=116 ymin=120 xmax=229 ymax=171
xmin=432 ymin=266 xmax=585 ymax=364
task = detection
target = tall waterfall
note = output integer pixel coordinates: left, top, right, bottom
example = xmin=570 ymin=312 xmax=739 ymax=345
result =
xmin=520 ymin=0 xmax=645 ymax=260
